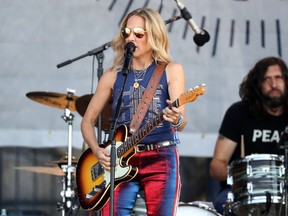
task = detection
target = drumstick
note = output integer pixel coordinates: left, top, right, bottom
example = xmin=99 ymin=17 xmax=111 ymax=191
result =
xmin=241 ymin=134 xmax=245 ymax=158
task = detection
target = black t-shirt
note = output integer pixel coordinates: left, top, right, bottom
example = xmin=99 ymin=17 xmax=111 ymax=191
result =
xmin=219 ymin=101 xmax=287 ymax=188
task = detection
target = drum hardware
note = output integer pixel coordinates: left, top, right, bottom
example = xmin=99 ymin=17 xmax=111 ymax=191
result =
xmin=57 ymin=163 xmax=78 ymax=216
xmin=26 ymin=88 xmax=80 ymax=215
xmin=262 ymin=192 xmax=272 ymax=215
xmin=57 ymin=89 xmax=78 ymax=216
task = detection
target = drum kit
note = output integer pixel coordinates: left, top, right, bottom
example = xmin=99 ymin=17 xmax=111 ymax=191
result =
xmin=15 ymin=89 xmax=288 ymax=216
xmin=168 ymin=153 xmax=287 ymax=216
xmin=15 ymin=89 xmax=111 ymax=216
xmin=224 ymin=153 xmax=286 ymax=216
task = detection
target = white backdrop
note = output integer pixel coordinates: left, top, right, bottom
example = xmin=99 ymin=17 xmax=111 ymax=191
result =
xmin=1 ymin=0 xmax=287 ymax=157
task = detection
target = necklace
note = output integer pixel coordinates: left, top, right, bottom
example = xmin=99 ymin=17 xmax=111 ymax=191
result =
xmin=133 ymin=68 xmax=148 ymax=89
xmin=133 ymin=69 xmax=146 ymax=89
xmin=132 ymin=62 xmax=153 ymax=89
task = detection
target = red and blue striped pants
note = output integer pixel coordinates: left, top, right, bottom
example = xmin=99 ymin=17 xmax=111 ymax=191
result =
xmin=101 ymin=145 xmax=181 ymax=216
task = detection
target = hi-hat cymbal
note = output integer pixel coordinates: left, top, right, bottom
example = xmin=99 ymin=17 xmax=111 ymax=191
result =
xmin=45 ymin=155 xmax=78 ymax=166
xmin=75 ymin=94 xmax=112 ymax=130
xmin=26 ymin=91 xmax=79 ymax=111
xmin=15 ymin=166 xmax=66 ymax=176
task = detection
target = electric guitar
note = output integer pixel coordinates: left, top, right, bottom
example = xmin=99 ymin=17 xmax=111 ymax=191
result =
xmin=76 ymin=84 xmax=205 ymax=211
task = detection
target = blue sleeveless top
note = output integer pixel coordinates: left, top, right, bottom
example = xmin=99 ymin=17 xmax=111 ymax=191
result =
xmin=112 ymin=61 xmax=174 ymax=144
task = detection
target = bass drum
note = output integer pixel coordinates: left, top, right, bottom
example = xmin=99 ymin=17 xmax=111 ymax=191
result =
xmin=177 ymin=202 xmax=222 ymax=216
xmin=132 ymin=192 xmax=146 ymax=216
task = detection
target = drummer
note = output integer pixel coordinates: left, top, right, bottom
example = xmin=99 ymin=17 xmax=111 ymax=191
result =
xmin=209 ymin=56 xmax=288 ymax=215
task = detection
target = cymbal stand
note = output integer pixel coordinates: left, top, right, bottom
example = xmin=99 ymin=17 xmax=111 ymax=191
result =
xmin=57 ymin=89 xmax=77 ymax=216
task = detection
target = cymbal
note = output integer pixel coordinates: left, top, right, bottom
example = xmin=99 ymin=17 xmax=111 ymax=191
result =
xmin=26 ymin=91 xmax=79 ymax=111
xmin=15 ymin=166 xmax=66 ymax=176
xmin=45 ymin=155 xmax=78 ymax=166
xmin=75 ymin=94 xmax=112 ymax=130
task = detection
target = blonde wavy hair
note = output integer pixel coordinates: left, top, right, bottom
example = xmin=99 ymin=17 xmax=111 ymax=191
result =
xmin=111 ymin=8 xmax=171 ymax=72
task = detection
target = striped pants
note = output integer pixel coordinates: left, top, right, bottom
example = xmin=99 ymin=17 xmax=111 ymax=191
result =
xmin=101 ymin=146 xmax=181 ymax=216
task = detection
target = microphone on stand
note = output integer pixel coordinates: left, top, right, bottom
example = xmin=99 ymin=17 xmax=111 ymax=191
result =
xmin=174 ymin=0 xmax=210 ymax=46
xmin=122 ymin=42 xmax=136 ymax=76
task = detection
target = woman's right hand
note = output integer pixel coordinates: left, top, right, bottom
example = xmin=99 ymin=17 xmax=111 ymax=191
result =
xmin=94 ymin=146 xmax=111 ymax=171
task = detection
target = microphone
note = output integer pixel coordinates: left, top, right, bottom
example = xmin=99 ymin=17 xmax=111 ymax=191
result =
xmin=175 ymin=0 xmax=210 ymax=46
xmin=122 ymin=42 xmax=136 ymax=76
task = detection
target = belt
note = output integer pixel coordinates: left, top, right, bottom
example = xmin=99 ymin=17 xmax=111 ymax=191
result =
xmin=135 ymin=140 xmax=175 ymax=153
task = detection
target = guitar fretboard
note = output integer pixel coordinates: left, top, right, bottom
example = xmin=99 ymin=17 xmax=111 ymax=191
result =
xmin=116 ymin=100 xmax=179 ymax=158
xmin=114 ymin=84 xmax=205 ymax=158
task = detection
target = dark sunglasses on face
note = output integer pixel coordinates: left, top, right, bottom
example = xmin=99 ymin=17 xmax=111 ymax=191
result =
xmin=121 ymin=27 xmax=146 ymax=39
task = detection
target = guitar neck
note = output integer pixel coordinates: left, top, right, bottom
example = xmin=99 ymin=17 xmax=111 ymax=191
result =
xmin=120 ymin=100 xmax=179 ymax=155
xmin=116 ymin=84 xmax=205 ymax=158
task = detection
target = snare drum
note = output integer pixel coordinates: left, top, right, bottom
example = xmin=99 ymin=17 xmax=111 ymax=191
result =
xmin=226 ymin=154 xmax=285 ymax=216
xmin=177 ymin=202 xmax=222 ymax=216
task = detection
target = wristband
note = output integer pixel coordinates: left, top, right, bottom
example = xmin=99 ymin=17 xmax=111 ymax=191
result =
xmin=170 ymin=113 xmax=183 ymax=128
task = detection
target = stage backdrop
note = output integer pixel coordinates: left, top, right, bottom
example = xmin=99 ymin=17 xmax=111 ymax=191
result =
xmin=1 ymin=0 xmax=287 ymax=157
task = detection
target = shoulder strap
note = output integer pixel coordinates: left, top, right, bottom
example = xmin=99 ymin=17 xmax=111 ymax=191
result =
xmin=129 ymin=64 xmax=166 ymax=134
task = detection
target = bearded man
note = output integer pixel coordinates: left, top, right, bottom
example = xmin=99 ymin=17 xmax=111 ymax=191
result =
xmin=210 ymin=56 xmax=288 ymax=215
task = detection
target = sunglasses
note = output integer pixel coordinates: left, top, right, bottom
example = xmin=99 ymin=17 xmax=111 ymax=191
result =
xmin=121 ymin=27 xmax=146 ymax=39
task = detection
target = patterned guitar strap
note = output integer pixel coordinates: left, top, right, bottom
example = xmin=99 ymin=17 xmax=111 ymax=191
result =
xmin=129 ymin=64 xmax=166 ymax=134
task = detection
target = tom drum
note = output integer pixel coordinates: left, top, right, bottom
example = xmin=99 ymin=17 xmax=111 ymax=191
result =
xmin=226 ymin=154 xmax=285 ymax=216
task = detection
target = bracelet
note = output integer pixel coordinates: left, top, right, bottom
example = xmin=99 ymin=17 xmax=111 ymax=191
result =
xmin=170 ymin=113 xmax=184 ymax=128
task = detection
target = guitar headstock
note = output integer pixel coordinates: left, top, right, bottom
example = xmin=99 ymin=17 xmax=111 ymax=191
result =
xmin=178 ymin=84 xmax=205 ymax=106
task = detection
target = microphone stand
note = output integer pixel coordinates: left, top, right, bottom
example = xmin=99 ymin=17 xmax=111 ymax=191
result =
xmin=107 ymin=71 xmax=129 ymax=216
xmin=107 ymin=103 xmax=121 ymax=216
xmin=56 ymin=40 xmax=109 ymax=149
xmin=107 ymin=42 xmax=134 ymax=216
xmin=56 ymin=42 xmax=111 ymax=69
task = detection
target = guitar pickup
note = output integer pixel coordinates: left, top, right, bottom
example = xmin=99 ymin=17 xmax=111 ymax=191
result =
xmin=85 ymin=181 xmax=106 ymax=200
xmin=91 ymin=163 xmax=105 ymax=181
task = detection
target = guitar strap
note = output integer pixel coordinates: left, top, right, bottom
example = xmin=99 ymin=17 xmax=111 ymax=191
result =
xmin=129 ymin=64 xmax=166 ymax=134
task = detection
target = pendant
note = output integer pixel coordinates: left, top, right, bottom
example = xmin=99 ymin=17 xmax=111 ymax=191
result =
xmin=133 ymin=82 xmax=139 ymax=89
